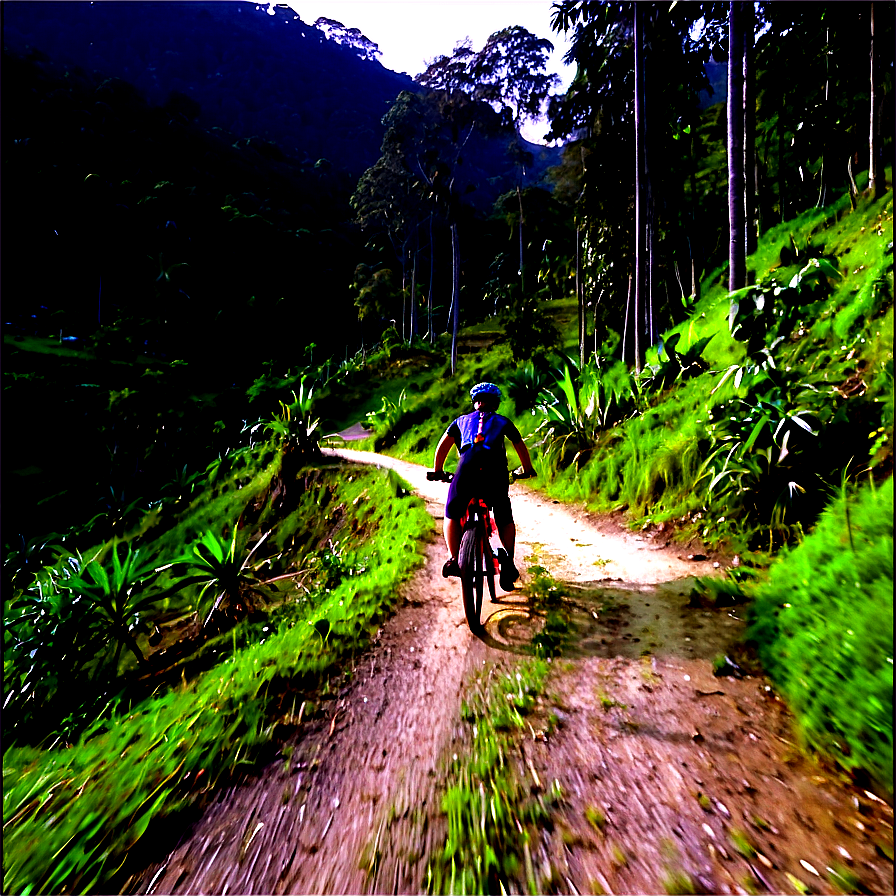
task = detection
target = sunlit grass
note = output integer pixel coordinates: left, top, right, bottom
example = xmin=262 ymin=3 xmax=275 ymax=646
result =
xmin=427 ymin=658 xmax=553 ymax=896
xmin=747 ymin=476 xmax=894 ymax=793
xmin=2 ymin=464 xmax=433 ymax=895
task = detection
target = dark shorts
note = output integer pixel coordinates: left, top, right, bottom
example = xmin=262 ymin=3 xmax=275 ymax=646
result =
xmin=445 ymin=450 xmax=513 ymax=528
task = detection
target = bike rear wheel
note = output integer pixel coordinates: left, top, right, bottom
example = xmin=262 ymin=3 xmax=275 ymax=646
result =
xmin=483 ymin=537 xmax=497 ymax=604
xmin=459 ymin=524 xmax=485 ymax=632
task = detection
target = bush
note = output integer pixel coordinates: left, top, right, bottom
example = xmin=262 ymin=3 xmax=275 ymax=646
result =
xmin=747 ymin=476 xmax=893 ymax=794
xmin=499 ymin=296 xmax=561 ymax=364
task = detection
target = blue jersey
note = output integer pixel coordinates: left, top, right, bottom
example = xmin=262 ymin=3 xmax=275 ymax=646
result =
xmin=446 ymin=411 xmax=522 ymax=470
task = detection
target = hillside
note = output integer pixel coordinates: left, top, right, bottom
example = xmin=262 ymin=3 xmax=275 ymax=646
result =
xmin=1 ymin=1 xmax=560 ymax=183
xmin=1 ymin=6 xmax=892 ymax=894
xmin=341 ymin=179 xmax=893 ymax=554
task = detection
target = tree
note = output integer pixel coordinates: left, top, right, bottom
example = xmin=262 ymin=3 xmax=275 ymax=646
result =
xmin=549 ymin=2 xmax=719 ymax=367
xmin=415 ymin=28 xmax=559 ymax=372
xmin=313 ymin=17 xmax=381 ymax=62
xmin=869 ymin=1 xmax=888 ymax=199
xmin=634 ymin=1 xmax=647 ymax=372
xmin=727 ymin=1 xmax=747 ymax=292
xmin=472 ymin=26 xmax=559 ymax=131
xmin=743 ymin=2 xmax=758 ymax=252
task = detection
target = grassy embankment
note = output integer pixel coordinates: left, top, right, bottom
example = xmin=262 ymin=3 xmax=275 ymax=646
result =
xmin=3 ymin=448 xmax=434 ymax=894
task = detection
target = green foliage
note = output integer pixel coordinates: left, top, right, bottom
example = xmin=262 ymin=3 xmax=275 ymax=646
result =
xmin=499 ymin=295 xmax=562 ymax=364
xmin=177 ymin=529 xmax=272 ymax=630
xmin=505 ymin=361 xmax=552 ymax=412
xmin=747 ymin=477 xmax=893 ymax=792
xmin=535 ymin=357 xmax=635 ymax=472
xmin=262 ymin=377 xmax=320 ymax=456
xmin=61 ymin=543 xmax=180 ymax=670
xmin=3 ymin=531 xmax=66 ymax=592
xmin=3 ymin=558 xmax=108 ymax=744
xmin=366 ymin=388 xmax=408 ymax=431
xmin=642 ymin=332 xmax=715 ymax=391
xmin=2 ymin=466 xmax=433 ymax=896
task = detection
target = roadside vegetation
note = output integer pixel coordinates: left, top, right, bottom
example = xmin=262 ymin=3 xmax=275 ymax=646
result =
xmin=3 ymin=379 xmax=433 ymax=893
xmin=334 ymin=183 xmax=894 ymax=813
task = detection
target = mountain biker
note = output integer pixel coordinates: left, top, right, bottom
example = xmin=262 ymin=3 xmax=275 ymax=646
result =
xmin=432 ymin=382 xmax=535 ymax=591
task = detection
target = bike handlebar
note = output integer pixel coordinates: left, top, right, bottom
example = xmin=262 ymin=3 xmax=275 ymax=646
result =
xmin=427 ymin=469 xmax=535 ymax=483
xmin=511 ymin=468 xmax=536 ymax=481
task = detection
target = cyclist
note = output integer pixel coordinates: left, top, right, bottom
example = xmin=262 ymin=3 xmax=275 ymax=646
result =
xmin=432 ymin=382 xmax=535 ymax=591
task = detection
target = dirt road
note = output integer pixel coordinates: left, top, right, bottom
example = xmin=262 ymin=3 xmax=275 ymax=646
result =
xmin=129 ymin=449 xmax=894 ymax=895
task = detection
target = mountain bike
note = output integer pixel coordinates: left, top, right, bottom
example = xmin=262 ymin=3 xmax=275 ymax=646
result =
xmin=427 ymin=469 xmax=531 ymax=633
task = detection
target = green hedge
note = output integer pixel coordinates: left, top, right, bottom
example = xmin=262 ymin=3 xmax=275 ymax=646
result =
xmin=747 ymin=476 xmax=893 ymax=794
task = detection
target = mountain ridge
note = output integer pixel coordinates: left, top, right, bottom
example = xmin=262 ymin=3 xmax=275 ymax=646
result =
xmin=1 ymin=0 xmax=561 ymax=181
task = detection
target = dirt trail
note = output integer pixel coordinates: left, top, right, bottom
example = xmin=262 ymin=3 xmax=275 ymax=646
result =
xmin=129 ymin=450 xmax=894 ymax=895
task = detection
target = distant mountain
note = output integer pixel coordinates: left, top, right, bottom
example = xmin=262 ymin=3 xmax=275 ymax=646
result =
xmin=1 ymin=1 xmax=560 ymax=185
xmin=1 ymin=0 xmax=415 ymax=177
xmin=697 ymin=59 xmax=728 ymax=110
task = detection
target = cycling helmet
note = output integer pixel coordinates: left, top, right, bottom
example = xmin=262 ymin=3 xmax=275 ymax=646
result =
xmin=470 ymin=382 xmax=502 ymax=402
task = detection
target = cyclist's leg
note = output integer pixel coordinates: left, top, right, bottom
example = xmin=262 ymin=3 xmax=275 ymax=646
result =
xmin=443 ymin=458 xmax=472 ymax=575
xmin=443 ymin=517 xmax=461 ymax=559
xmin=497 ymin=521 xmax=516 ymax=558
xmin=490 ymin=489 xmax=520 ymax=589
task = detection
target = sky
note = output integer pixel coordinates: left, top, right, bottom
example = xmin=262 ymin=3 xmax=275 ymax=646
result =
xmin=284 ymin=1 xmax=576 ymax=144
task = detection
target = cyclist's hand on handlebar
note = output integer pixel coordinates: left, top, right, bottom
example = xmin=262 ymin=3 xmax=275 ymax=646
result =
xmin=512 ymin=466 xmax=536 ymax=481
xmin=426 ymin=470 xmax=453 ymax=482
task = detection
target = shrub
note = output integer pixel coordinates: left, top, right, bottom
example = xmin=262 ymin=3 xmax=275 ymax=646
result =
xmin=747 ymin=476 xmax=893 ymax=794
xmin=499 ymin=295 xmax=561 ymax=364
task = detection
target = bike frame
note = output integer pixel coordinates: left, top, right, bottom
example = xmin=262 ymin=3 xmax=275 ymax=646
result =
xmin=457 ymin=494 xmax=497 ymax=632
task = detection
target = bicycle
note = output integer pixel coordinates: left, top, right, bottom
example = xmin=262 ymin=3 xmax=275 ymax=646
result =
xmin=427 ymin=468 xmax=532 ymax=632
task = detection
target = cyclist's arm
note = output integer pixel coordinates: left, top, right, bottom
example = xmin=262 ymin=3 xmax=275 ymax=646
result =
xmin=511 ymin=440 xmax=535 ymax=475
xmin=433 ymin=432 xmax=456 ymax=472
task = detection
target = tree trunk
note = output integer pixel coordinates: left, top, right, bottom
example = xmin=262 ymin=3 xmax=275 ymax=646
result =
xmin=816 ymin=26 xmax=831 ymax=208
xmin=778 ymin=92 xmax=787 ymax=225
xmin=401 ymin=249 xmax=408 ymax=343
xmin=622 ymin=274 xmax=633 ymax=366
xmin=727 ymin=1 xmax=747 ymax=292
xmin=647 ymin=175 xmax=658 ymax=347
xmin=409 ymin=238 xmax=418 ymax=343
xmin=450 ymin=221 xmax=460 ymax=374
xmin=517 ymin=185 xmax=525 ymax=297
xmin=869 ymin=1 xmax=886 ymax=199
xmin=633 ymin=1 xmax=647 ymax=372
xmin=688 ymin=128 xmax=702 ymax=302
xmin=576 ymin=224 xmax=585 ymax=367
xmin=427 ymin=216 xmax=434 ymax=341
xmin=743 ymin=1 xmax=758 ymax=251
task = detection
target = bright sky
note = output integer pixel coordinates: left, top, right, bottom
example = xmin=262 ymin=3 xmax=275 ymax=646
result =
xmin=284 ymin=1 xmax=576 ymax=143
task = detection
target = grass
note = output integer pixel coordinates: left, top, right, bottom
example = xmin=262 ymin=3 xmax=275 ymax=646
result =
xmin=747 ymin=475 xmax=894 ymax=793
xmin=2 ymin=463 xmax=434 ymax=895
xmin=426 ymin=562 xmax=576 ymax=894
xmin=426 ymin=658 xmax=554 ymax=896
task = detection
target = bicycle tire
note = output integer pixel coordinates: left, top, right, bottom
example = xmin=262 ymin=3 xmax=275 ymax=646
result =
xmin=459 ymin=524 xmax=484 ymax=631
xmin=483 ymin=536 xmax=497 ymax=604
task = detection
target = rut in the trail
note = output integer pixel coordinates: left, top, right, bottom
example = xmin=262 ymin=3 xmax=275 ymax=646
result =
xmin=128 ymin=450 xmax=894 ymax=895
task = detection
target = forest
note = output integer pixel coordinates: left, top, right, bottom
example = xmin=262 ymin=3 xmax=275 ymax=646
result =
xmin=2 ymin=2 xmax=893 ymax=894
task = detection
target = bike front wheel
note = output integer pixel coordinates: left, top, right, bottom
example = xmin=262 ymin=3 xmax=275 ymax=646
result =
xmin=459 ymin=525 xmax=485 ymax=632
